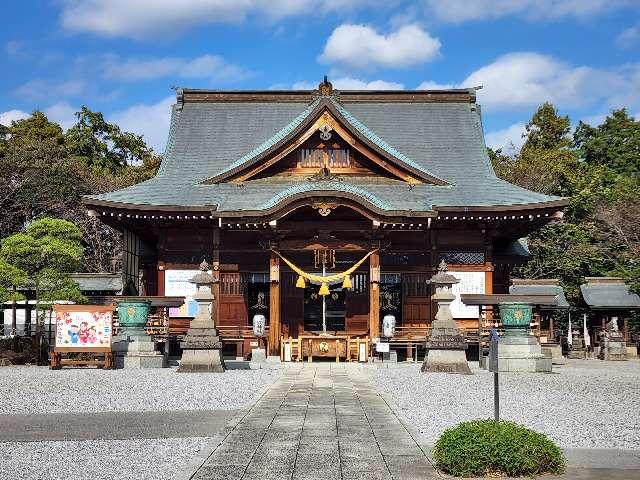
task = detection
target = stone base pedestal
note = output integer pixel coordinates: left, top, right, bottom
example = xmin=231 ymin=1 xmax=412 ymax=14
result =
xmin=626 ymin=345 xmax=637 ymax=358
xmin=498 ymin=337 xmax=552 ymax=373
xmin=179 ymin=348 xmax=225 ymax=372
xmin=382 ymin=351 xmax=398 ymax=363
xmin=178 ymin=327 xmax=225 ymax=373
xmin=422 ymin=349 xmax=471 ymax=374
xmin=542 ymin=343 xmax=566 ymax=364
xmin=251 ymin=348 xmax=267 ymax=363
xmin=113 ymin=334 xmax=163 ymax=369
xmin=599 ymin=335 xmax=627 ymax=361
xmin=567 ymin=347 xmax=586 ymax=359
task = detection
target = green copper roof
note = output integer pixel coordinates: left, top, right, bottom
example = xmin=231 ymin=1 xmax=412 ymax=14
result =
xmin=329 ymin=98 xmax=439 ymax=180
xmin=216 ymin=98 xmax=321 ymax=177
xmin=261 ymin=181 xmax=391 ymax=210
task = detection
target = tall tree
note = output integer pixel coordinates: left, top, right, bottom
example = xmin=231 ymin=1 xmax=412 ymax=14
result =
xmin=0 ymin=218 xmax=85 ymax=360
xmin=65 ymin=106 xmax=160 ymax=173
xmin=0 ymin=109 xmax=161 ymax=272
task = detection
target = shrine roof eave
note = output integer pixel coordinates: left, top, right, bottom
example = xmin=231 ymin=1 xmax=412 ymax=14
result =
xmin=83 ymin=194 xmax=566 ymax=226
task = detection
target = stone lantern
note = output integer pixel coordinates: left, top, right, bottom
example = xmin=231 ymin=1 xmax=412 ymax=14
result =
xmin=421 ymin=261 xmax=471 ymax=374
xmin=178 ymin=260 xmax=225 ymax=372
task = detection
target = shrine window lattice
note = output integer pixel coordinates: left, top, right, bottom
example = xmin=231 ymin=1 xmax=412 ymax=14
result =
xmin=440 ymin=251 xmax=485 ymax=265
xmin=298 ymin=148 xmax=351 ymax=168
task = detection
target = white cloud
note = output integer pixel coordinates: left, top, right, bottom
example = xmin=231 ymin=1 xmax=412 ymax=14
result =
xmin=485 ymin=122 xmax=526 ymax=154
xmin=418 ymin=52 xmax=640 ymax=112
xmin=416 ymin=80 xmax=455 ymax=90
xmin=101 ymin=54 xmax=248 ymax=82
xmin=617 ymin=24 xmax=640 ymax=49
xmin=13 ymin=79 xmax=85 ymax=101
xmin=59 ymin=0 xmax=369 ymax=39
xmin=319 ymin=24 xmax=440 ymax=70
xmin=44 ymin=102 xmax=78 ymax=131
xmin=0 ymin=109 xmax=30 ymax=126
xmin=291 ymin=77 xmax=404 ymax=90
xmin=425 ymin=0 xmax=635 ymax=23
xmin=0 ymin=104 xmax=78 ymax=131
xmin=109 ymin=96 xmax=174 ymax=153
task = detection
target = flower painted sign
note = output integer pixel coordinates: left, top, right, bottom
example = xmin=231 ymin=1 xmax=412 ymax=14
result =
xmin=54 ymin=306 xmax=113 ymax=350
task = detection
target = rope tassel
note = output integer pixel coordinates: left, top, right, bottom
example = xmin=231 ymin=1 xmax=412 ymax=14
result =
xmin=295 ymin=275 xmax=306 ymax=288
xmin=319 ymin=283 xmax=330 ymax=296
xmin=342 ymin=274 xmax=352 ymax=289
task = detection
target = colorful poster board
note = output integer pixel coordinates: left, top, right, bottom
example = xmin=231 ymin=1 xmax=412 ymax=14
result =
xmin=450 ymin=271 xmax=486 ymax=318
xmin=164 ymin=269 xmax=200 ymax=317
xmin=53 ymin=305 xmax=113 ymax=352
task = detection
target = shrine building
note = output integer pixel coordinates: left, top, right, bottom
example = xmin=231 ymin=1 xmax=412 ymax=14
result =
xmin=83 ymin=79 xmax=566 ymax=360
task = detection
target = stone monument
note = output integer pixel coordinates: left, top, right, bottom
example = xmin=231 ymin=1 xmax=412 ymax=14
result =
xmin=567 ymin=330 xmax=587 ymax=359
xmin=599 ymin=317 xmax=627 ymax=361
xmin=497 ymin=302 xmax=551 ymax=372
xmin=178 ymin=260 xmax=225 ymax=372
xmin=113 ymin=300 xmax=163 ymax=368
xmin=421 ymin=261 xmax=471 ymax=374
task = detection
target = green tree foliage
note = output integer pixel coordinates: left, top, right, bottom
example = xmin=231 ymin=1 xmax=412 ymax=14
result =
xmin=0 ymin=260 xmax=27 ymax=303
xmin=574 ymin=109 xmax=640 ymax=175
xmin=65 ymin=106 xmax=160 ymax=173
xmin=0 ymin=109 xmax=161 ymax=271
xmin=1 ymin=218 xmax=87 ymax=357
xmin=491 ymin=104 xmax=640 ymax=311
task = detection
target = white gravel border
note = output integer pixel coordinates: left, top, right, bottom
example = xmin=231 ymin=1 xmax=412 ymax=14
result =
xmin=369 ymin=359 xmax=640 ymax=449
xmin=0 ymin=437 xmax=211 ymax=480
xmin=0 ymin=366 xmax=280 ymax=414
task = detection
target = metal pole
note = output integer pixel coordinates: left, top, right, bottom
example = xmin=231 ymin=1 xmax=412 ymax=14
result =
xmin=494 ymin=371 xmax=499 ymax=422
xmin=489 ymin=334 xmax=499 ymax=422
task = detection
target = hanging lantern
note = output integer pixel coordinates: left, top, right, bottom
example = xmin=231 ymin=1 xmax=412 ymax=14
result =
xmin=319 ymin=283 xmax=330 ymax=296
xmin=342 ymin=275 xmax=352 ymax=289
xmin=295 ymin=275 xmax=306 ymax=288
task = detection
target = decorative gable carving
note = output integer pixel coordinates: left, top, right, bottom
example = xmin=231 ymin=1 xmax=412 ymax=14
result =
xmin=202 ymin=99 xmax=448 ymax=186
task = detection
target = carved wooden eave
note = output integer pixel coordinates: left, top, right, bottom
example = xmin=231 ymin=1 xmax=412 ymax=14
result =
xmin=201 ymin=99 xmax=449 ymax=186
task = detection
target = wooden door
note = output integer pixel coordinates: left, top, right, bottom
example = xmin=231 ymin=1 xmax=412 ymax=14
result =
xmin=402 ymin=273 xmax=431 ymax=327
xmin=281 ymin=272 xmax=304 ymax=338
xmin=346 ymin=272 xmax=369 ymax=335
xmin=219 ymin=272 xmax=247 ymax=327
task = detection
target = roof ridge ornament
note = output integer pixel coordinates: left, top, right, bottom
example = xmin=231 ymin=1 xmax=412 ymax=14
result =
xmin=313 ymin=76 xmax=341 ymax=103
xmin=308 ymin=166 xmax=342 ymax=183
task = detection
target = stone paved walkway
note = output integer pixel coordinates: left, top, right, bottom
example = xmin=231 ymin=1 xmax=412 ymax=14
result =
xmin=188 ymin=365 xmax=436 ymax=480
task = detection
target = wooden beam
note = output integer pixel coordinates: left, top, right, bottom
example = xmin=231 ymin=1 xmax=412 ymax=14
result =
xmin=268 ymin=252 xmax=281 ymax=356
xmin=211 ymin=227 xmax=221 ymax=328
xmin=369 ymin=250 xmax=380 ymax=341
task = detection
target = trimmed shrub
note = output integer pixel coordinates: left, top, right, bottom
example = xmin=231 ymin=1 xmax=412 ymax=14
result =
xmin=434 ymin=419 xmax=565 ymax=477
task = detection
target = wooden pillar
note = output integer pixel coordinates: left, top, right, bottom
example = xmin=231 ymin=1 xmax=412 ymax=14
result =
xmin=268 ymin=252 xmax=281 ymax=356
xmin=157 ymin=264 xmax=166 ymax=296
xmin=211 ymin=227 xmax=220 ymax=328
xmin=549 ymin=314 xmax=555 ymax=342
xmin=369 ymin=250 xmax=380 ymax=339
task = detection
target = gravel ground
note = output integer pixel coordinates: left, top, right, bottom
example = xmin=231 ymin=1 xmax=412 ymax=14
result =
xmin=0 ymin=437 xmax=210 ymax=480
xmin=0 ymin=366 xmax=280 ymax=414
xmin=370 ymin=359 xmax=640 ymax=449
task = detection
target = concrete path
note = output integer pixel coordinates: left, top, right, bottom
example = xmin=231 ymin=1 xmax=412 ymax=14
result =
xmin=182 ymin=364 xmax=436 ymax=480
xmin=0 ymin=410 xmax=237 ymax=442
xmin=181 ymin=364 xmax=640 ymax=480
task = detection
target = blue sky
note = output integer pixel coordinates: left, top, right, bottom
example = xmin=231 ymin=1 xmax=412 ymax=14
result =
xmin=1 ymin=0 xmax=639 ymax=154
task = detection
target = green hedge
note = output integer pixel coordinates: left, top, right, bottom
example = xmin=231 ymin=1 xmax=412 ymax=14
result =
xmin=434 ymin=419 xmax=565 ymax=477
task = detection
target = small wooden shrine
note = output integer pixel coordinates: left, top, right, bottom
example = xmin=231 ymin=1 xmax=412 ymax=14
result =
xmin=83 ymin=79 xmax=566 ymax=360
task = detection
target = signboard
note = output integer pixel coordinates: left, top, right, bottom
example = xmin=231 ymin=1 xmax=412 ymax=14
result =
xmin=450 ymin=271 xmax=485 ymax=318
xmin=376 ymin=342 xmax=390 ymax=353
xmin=164 ymin=269 xmax=200 ymax=317
xmin=54 ymin=305 xmax=113 ymax=351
